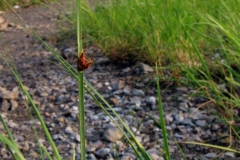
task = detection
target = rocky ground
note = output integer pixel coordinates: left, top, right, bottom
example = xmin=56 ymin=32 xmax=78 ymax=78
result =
xmin=0 ymin=1 xmax=239 ymax=160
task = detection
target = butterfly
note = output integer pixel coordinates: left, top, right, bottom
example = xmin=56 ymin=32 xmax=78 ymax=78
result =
xmin=77 ymin=51 xmax=93 ymax=71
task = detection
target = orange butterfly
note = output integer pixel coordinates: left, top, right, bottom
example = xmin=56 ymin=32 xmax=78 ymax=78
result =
xmin=77 ymin=51 xmax=93 ymax=71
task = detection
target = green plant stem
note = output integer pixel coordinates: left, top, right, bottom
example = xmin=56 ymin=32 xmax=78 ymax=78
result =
xmin=0 ymin=112 xmax=15 ymax=144
xmin=0 ymin=134 xmax=26 ymax=160
xmin=78 ymin=72 xmax=86 ymax=159
xmin=40 ymin=143 xmax=53 ymax=160
xmin=77 ymin=0 xmax=83 ymax=52
xmin=155 ymin=63 xmax=170 ymax=160
xmin=0 ymin=112 xmax=22 ymax=159
xmin=77 ymin=0 xmax=86 ymax=159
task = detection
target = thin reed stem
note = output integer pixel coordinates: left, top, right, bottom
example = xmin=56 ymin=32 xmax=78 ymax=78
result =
xmin=77 ymin=0 xmax=86 ymax=159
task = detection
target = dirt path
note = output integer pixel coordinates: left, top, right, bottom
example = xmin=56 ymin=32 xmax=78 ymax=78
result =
xmin=0 ymin=3 xmax=60 ymax=53
xmin=0 ymin=2 xmax=77 ymax=159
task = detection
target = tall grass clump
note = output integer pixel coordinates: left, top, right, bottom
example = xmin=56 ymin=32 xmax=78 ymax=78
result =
xmin=80 ymin=0 xmax=240 ymax=111
xmin=78 ymin=0 xmax=240 ymax=154
xmin=80 ymin=0 xmax=240 ymax=67
xmin=80 ymin=0 xmax=200 ymax=64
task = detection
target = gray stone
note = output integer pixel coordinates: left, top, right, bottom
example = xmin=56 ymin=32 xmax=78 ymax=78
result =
xmin=109 ymin=97 xmax=119 ymax=106
xmin=224 ymin=152 xmax=235 ymax=158
xmin=124 ymin=115 xmax=134 ymax=125
xmin=104 ymin=116 xmax=111 ymax=122
xmin=130 ymin=127 xmax=140 ymax=135
xmin=130 ymin=97 xmax=141 ymax=107
xmin=40 ymin=92 xmax=48 ymax=97
xmin=186 ymin=143 xmax=196 ymax=149
xmin=193 ymin=134 xmax=203 ymax=142
xmin=111 ymin=81 xmax=124 ymax=91
xmin=104 ymin=127 xmax=123 ymax=142
xmin=121 ymin=152 xmax=136 ymax=160
xmin=65 ymin=126 xmax=73 ymax=134
xmin=0 ymin=87 xmax=19 ymax=100
xmin=176 ymin=87 xmax=188 ymax=93
xmin=134 ymin=62 xmax=154 ymax=73
xmin=112 ymin=90 xmax=123 ymax=95
xmin=13 ymin=134 xmax=24 ymax=142
xmin=87 ymin=153 xmax=97 ymax=160
xmin=146 ymin=96 xmax=156 ymax=105
xmin=76 ymin=134 xmax=80 ymax=142
xmin=0 ymin=148 xmax=8 ymax=159
xmin=0 ymin=16 xmax=4 ymax=24
xmin=92 ymin=120 xmax=102 ymax=126
xmin=87 ymin=140 xmax=103 ymax=152
xmin=113 ymin=107 xmax=123 ymax=113
xmin=131 ymin=105 xmax=143 ymax=111
xmin=123 ymin=87 xmax=131 ymax=95
xmin=8 ymin=121 xmax=18 ymax=128
xmin=122 ymin=67 xmax=131 ymax=73
xmin=181 ymin=118 xmax=195 ymax=127
xmin=147 ymin=148 xmax=161 ymax=160
xmin=204 ymin=153 xmax=217 ymax=158
xmin=132 ymin=88 xmax=145 ymax=97
xmin=53 ymin=134 xmax=60 ymax=140
xmin=22 ymin=141 xmax=30 ymax=152
xmin=165 ymin=114 xmax=173 ymax=123
xmin=29 ymin=151 xmax=39 ymax=159
xmin=71 ymin=106 xmax=79 ymax=113
xmin=104 ymin=82 xmax=110 ymax=86
xmin=90 ymin=115 xmax=99 ymax=121
xmin=204 ymin=115 xmax=215 ymax=123
xmin=95 ymin=57 xmax=111 ymax=65
xmin=62 ymin=47 xmax=74 ymax=59
xmin=211 ymin=124 xmax=220 ymax=131
xmin=150 ymin=104 xmax=157 ymax=110
xmin=179 ymin=102 xmax=188 ymax=112
xmin=10 ymin=99 xmax=18 ymax=111
xmin=96 ymin=82 xmax=103 ymax=88
xmin=116 ymin=141 xmax=125 ymax=151
xmin=195 ymin=120 xmax=207 ymax=127
xmin=174 ymin=133 xmax=184 ymax=139
xmin=176 ymin=125 xmax=188 ymax=134
xmin=1 ymin=100 xmax=10 ymax=111
xmin=141 ymin=135 xmax=150 ymax=144
xmin=149 ymin=153 xmax=160 ymax=160
xmin=174 ymin=114 xmax=184 ymax=124
xmin=95 ymin=148 xmax=110 ymax=158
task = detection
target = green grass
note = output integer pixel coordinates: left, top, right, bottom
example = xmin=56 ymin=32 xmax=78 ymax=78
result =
xmin=79 ymin=0 xmax=240 ymax=109
xmin=77 ymin=0 xmax=240 ymax=156
xmin=80 ymin=0 xmax=240 ymax=68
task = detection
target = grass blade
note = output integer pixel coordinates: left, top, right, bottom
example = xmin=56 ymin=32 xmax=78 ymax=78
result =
xmin=155 ymin=63 xmax=170 ymax=160
xmin=0 ymin=134 xmax=26 ymax=160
